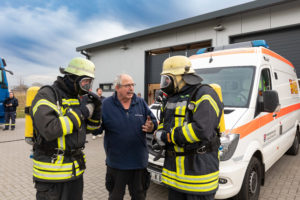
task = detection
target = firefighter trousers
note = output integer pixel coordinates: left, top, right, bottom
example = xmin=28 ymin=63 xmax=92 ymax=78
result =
xmin=168 ymin=189 xmax=215 ymax=200
xmin=35 ymin=176 xmax=83 ymax=200
xmin=4 ymin=111 xmax=16 ymax=130
xmin=105 ymin=166 xmax=151 ymax=200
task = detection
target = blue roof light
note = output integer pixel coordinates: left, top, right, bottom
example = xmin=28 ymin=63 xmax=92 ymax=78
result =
xmin=251 ymin=40 xmax=269 ymax=48
xmin=196 ymin=48 xmax=207 ymax=55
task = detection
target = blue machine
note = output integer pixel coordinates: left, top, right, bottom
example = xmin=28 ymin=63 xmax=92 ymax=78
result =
xmin=0 ymin=58 xmax=13 ymax=124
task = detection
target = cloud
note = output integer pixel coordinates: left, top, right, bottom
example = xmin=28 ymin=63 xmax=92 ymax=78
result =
xmin=0 ymin=6 xmax=138 ymax=88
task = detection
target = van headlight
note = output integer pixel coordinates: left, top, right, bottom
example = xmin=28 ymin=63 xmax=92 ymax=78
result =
xmin=219 ymin=133 xmax=239 ymax=161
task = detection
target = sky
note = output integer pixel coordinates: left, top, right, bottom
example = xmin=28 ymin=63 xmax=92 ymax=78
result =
xmin=0 ymin=0 xmax=253 ymax=88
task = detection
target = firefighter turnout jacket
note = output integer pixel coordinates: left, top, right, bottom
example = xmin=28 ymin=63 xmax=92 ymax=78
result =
xmin=31 ymin=77 xmax=101 ymax=182
xmin=159 ymin=84 xmax=223 ymax=195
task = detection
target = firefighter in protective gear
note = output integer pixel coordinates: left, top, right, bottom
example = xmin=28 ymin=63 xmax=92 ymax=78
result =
xmin=31 ymin=57 xmax=101 ymax=200
xmin=154 ymin=55 xmax=223 ymax=200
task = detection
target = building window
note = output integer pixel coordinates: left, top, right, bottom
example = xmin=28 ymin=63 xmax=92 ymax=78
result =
xmin=100 ymin=83 xmax=114 ymax=92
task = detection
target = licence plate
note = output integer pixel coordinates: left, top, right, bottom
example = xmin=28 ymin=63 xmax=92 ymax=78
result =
xmin=149 ymin=170 xmax=162 ymax=183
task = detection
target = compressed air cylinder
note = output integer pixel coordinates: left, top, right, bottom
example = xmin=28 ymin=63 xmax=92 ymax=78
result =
xmin=24 ymin=86 xmax=40 ymax=140
xmin=209 ymin=84 xmax=225 ymax=133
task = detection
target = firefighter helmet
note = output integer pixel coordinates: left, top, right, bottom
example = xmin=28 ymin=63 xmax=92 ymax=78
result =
xmin=161 ymin=55 xmax=195 ymax=75
xmin=60 ymin=57 xmax=95 ymax=78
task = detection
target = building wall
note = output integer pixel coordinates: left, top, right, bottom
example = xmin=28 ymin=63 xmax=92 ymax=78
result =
xmin=89 ymin=1 xmax=300 ymax=97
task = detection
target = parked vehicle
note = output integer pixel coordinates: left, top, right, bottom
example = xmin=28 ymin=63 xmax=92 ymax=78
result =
xmin=147 ymin=40 xmax=300 ymax=199
xmin=0 ymin=58 xmax=13 ymax=124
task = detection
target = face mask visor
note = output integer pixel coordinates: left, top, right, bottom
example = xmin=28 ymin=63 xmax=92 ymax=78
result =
xmin=160 ymin=75 xmax=173 ymax=89
xmin=79 ymin=77 xmax=94 ymax=93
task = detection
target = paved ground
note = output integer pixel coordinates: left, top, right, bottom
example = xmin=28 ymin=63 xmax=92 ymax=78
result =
xmin=1 ymin=119 xmax=300 ymax=200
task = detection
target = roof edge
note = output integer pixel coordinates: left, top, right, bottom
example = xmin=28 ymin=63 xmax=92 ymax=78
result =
xmin=76 ymin=0 xmax=293 ymax=52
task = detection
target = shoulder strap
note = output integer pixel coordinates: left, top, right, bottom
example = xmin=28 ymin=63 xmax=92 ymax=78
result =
xmin=40 ymin=85 xmax=62 ymax=110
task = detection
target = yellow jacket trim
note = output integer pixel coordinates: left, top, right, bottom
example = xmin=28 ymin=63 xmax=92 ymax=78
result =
xmin=59 ymin=116 xmax=73 ymax=135
xmin=162 ymin=168 xmax=219 ymax=183
xmin=88 ymin=118 xmax=100 ymax=123
xmin=33 ymin=167 xmax=84 ymax=181
xmin=33 ymin=159 xmax=79 ymax=171
xmin=62 ymin=99 xmax=80 ymax=106
xmin=182 ymin=123 xmax=200 ymax=143
xmin=171 ymin=128 xmax=176 ymax=145
xmin=32 ymin=99 xmax=60 ymax=116
xmin=158 ymin=123 xmax=164 ymax=129
xmin=70 ymin=110 xmax=81 ymax=128
xmin=174 ymin=145 xmax=185 ymax=175
xmin=162 ymin=175 xmax=219 ymax=192
xmin=194 ymin=95 xmax=219 ymax=117
xmin=87 ymin=125 xmax=100 ymax=130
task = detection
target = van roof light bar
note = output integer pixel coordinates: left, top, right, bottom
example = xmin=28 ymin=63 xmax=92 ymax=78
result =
xmin=196 ymin=40 xmax=269 ymax=55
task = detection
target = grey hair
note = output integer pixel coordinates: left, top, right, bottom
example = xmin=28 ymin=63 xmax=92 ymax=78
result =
xmin=113 ymin=74 xmax=123 ymax=89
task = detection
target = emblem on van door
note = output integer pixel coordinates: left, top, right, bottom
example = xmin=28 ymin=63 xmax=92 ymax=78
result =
xmin=289 ymin=79 xmax=299 ymax=94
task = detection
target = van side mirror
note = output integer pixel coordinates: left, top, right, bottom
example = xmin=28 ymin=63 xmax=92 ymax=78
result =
xmin=263 ymin=90 xmax=279 ymax=112
xmin=2 ymin=59 xmax=6 ymax=67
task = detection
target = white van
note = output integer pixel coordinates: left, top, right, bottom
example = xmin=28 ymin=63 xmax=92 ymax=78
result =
xmin=147 ymin=40 xmax=300 ymax=199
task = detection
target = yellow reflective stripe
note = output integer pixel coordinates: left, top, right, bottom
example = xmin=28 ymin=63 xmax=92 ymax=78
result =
xmin=33 ymin=159 xmax=79 ymax=171
xmin=33 ymin=167 xmax=84 ymax=181
xmin=88 ymin=118 xmax=100 ymax=123
xmin=87 ymin=125 xmax=100 ymax=130
xmin=70 ymin=110 xmax=81 ymax=128
xmin=59 ymin=116 xmax=73 ymax=135
xmin=162 ymin=174 xmax=218 ymax=192
xmin=55 ymin=155 xmax=64 ymax=164
xmin=175 ymin=106 xmax=180 ymax=127
xmin=158 ymin=123 xmax=164 ymax=129
xmin=62 ymin=99 xmax=80 ymax=106
xmin=171 ymin=128 xmax=176 ymax=145
xmin=57 ymin=136 xmax=66 ymax=151
xmin=162 ymin=168 xmax=219 ymax=183
xmin=194 ymin=95 xmax=219 ymax=117
xmin=32 ymin=99 xmax=60 ymax=116
xmin=182 ymin=123 xmax=200 ymax=143
xmin=174 ymin=145 xmax=184 ymax=175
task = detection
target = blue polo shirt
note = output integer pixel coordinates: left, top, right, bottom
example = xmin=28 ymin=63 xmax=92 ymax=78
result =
xmin=100 ymin=92 xmax=157 ymax=170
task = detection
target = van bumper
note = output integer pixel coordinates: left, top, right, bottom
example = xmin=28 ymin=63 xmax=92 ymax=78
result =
xmin=215 ymin=160 xmax=248 ymax=199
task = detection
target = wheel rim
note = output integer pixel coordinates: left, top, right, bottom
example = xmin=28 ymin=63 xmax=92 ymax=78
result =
xmin=249 ymin=169 xmax=258 ymax=195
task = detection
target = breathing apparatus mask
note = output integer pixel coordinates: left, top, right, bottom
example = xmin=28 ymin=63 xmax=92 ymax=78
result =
xmin=160 ymin=75 xmax=175 ymax=95
xmin=67 ymin=75 xmax=93 ymax=96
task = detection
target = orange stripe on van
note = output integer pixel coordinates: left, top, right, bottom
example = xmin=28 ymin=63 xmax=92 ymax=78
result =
xmin=261 ymin=48 xmax=294 ymax=68
xmin=229 ymin=103 xmax=300 ymax=139
xmin=189 ymin=49 xmax=256 ymax=59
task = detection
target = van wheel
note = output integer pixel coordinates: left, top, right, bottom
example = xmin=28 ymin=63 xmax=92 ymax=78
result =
xmin=287 ymin=131 xmax=299 ymax=155
xmin=234 ymin=157 xmax=262 ymax=200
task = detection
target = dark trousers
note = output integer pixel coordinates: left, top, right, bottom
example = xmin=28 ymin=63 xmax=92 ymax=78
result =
xmin=105 ymin=166 xmax=151 ymax=200
xmin=168 ymin=189 xmax=215 ymax=200
xmin=5 ymin=111 xmax=16 ymax=130
xmin=35 ymin=176 xmax=83 ymax=200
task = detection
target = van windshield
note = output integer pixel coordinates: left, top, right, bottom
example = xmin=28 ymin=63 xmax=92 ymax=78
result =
xmin=195 ymin=66 xmax=255 ymax=107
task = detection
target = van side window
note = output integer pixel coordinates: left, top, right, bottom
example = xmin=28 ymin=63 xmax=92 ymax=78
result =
xmin=255 ymin=69 xmax=272 ymax=117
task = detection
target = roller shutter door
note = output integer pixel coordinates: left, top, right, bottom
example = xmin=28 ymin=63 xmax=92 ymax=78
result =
xmin=231 ymin=26 xmax=300 ymax=77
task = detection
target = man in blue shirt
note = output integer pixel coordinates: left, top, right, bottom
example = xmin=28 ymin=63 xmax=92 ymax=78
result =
xmin=100 ymin=74 xmax=157 ymax=200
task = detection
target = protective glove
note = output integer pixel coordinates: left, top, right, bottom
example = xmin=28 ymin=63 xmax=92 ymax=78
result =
xmin=65 ymin=101 xmax=94 ymax=130
xmin=154 ymin=130 xmax=168 ymax=146
xmin=87 ymin=92 xmax=102 ymax=109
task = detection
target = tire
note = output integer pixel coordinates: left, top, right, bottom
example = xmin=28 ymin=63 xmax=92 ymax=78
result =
xmin=234 ymin=156 xmax=262 ymax=200
xmin=287 ymin=131 xmax=299 ymax=155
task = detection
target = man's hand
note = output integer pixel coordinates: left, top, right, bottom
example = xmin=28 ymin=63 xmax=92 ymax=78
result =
xmin=142 ymin=116 xmax=154 ymax=133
